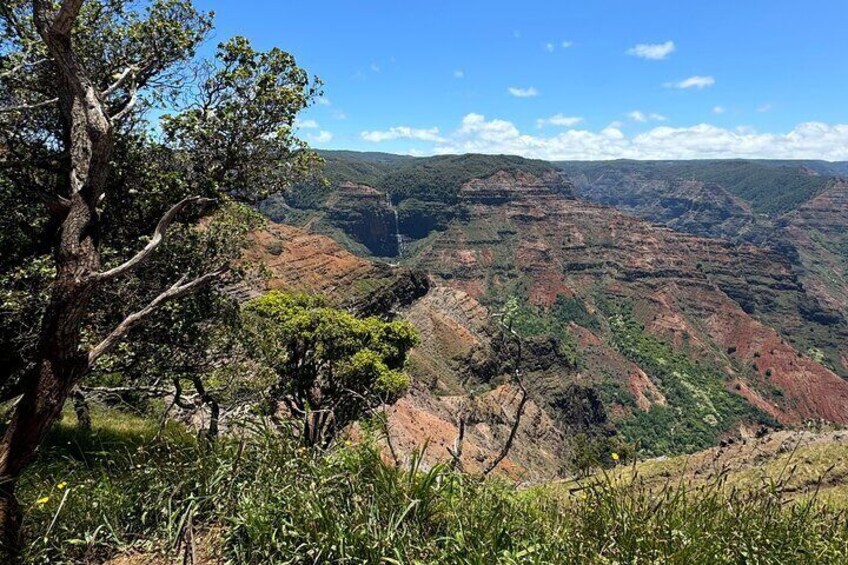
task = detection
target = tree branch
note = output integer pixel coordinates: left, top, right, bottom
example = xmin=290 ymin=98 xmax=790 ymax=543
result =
xmin=0 ymin=62 xmax=143 ymax=115
xmin=102 ymin=65 xmax=139 ymax=97
xmin=91 ymin=196 xmax=215 ymax=282
xmin=87 ymin=268 xmax=226 ymax=367
xmin=110 ymin=84 xmax=138 ymax=122
xmin=483 ymin=383 xmax=528 ymax=476
xmin=0 ymin=97 xmax=60 ymax=114
xmin=446 ymin=410 xmax=466 ymax=472
xmin=483 ymin=319 xmax=529 ymax=476
xmin=48 ymin=0 xmax=85 ymax=36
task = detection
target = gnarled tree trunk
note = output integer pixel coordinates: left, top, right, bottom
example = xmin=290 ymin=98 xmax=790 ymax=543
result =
xmin=0 ymin=2 xmax=112 ymax=556
xmin=0 ymin=2 xmax=219 ymax=559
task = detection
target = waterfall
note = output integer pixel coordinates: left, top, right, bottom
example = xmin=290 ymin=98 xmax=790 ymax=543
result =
xmin=386 ymin=193 xmax=404 ymax=257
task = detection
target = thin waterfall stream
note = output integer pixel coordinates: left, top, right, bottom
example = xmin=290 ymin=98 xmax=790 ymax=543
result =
xmin=386 ymin=193 xmax=404 ymax=257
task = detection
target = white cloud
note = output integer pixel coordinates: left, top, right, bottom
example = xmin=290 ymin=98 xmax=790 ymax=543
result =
xmin=545 ymin=42 xmax=555 ymax=52
xmin=370 ymin=63 xmax=380 ymax=73
xmin=626 ymin=41 xmax=675 ymax=60
xmin=712 ymin=106 xmax=725 ymax=115
xmin=666 ymin=75 xmax=715 ymax=90
xmin=508 ymin=86 xmax=539 ymax=98
xmin=628 ymin=111 xmax=647 ymax=123
xmin=758 ymin=103 xmax=774 ymax=113
xmin=561 ymin=40 xmax=574 ymax=48
xmin=311 ymin=130 xmax=333 ymax=144
xmin=316 ymin=97 xmax=331 ymax=106
xmin=537 ymin=114 xmax=584 ymax=128
xmin=295 ymin=119 xmax=319 ymax=129
xmin=332 ymin=110 xmax=347 ymax=120
xmin=361 ymin=126 xmax=444 ymax=143
xmin=454 ymin=69 xmax=465 ymax=79
xmin=628 ymin=111 xmax=666 ymax=123
xmin=422 ymin=113 xmax=848 ymax=160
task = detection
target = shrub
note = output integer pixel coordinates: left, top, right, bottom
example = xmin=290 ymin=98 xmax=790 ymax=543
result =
xmin=18 ymin=413 xmax=848 ymax=564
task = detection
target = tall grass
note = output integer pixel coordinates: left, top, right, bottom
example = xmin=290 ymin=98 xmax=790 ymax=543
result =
xmin=18 ymin=412 xmax=848 ymax=564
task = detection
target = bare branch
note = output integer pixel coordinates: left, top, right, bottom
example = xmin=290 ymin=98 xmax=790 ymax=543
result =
xmin=91 ymin=196 xmax=215 ymax=282
xmin=110 ymin=84 xmax=138 ymax=122
xmin=448 ymin=408 xmax=465 ymax=472
xmin=0 ymin=97 xmax=59 ymax=114
xmin=0 ymin=57 xmax=49 ymax=80
xmin=87 ymin=268 xmax=226 ymax=367
xmin=80 ymin=385 xmax=174 ymax=398
xmin=187 ymin=374 xmax=219 ymax=438
xmin=102 ymin=65 xmax=138 ymax=97
xmin=483 ymin=318 xmax=529 ymax=476
xmin=483 ymin=384 xmax=528 ymax=476
xmin=0 ymin=62 xmax=142 ymax=115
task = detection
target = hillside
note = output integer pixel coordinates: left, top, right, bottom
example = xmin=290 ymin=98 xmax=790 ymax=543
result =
xmin=254 ymin=154 xmax=848 ymax=471
xmin=781 ymin=179 xmax=848 ymax=318
xmin=259 ymin=153 xmax=559 ymax=257
xmin=596 ymin=426 xmax=848 ymax=505
xmin=561 ymin=159 xmax=836 ymax=217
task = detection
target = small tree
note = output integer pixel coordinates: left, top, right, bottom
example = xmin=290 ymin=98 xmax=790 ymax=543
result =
xmin=243 ymin=291 xmax=417 ymax=447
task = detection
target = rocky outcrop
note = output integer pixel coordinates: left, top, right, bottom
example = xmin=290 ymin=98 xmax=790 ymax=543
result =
xmin=347 ymin=267 xmax=430 ymax=317
xmin=570 ymin=171 xmax=768 ymax=242
xmin=461 ymin=170 xmax=574 ymax=205
xmin=241 ymin=221 xmax=415 ymax=309
xmin=412 ymin=170 xmax=848 ymax=425
xmin=248 ymin=166 xmax=848 ymax=476
xmin=324 ymin=182 xmax=400 ymax=257
xmin=781 ymin=179 xmax=848 ymax=316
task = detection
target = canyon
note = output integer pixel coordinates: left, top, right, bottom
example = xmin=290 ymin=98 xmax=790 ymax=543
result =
xmin=253 ymin=153 xmax=848 ymax=478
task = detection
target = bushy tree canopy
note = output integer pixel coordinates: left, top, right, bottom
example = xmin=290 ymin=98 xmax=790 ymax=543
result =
xmin=243 ymin=291 xmax=417 ymax=446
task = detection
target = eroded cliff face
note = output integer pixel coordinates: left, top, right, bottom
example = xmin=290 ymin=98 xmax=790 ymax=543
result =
xmin=324 ymin=182 xmax=401 ymax=257
xmin=782 ymin=179 xmax=848 ymax=321
xmin=247 ymin=168 xmax=848 ymax=477
xmin=570 ymin=171 xmax=768 ymax=243
xmin=412 ymin=171 xmax=848 ymax=427
xmin=240 ymin=220 xmax=571 ymax=478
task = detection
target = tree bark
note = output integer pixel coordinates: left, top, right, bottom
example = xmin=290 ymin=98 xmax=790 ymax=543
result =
xmin=0 ymin=3 xmax=216 ymax=559
xmin=72 ymin=386 xmax=91 ymax=432
xmin=0 ymin=2 xmax=110 ymax=558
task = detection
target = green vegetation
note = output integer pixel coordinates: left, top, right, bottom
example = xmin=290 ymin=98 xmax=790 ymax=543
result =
xmin=378 ymin=154 xmax=552 ymax=204
xmin=607 ymin=309 xmax=772 ymax=455
xmin=502 ymin=296 xmax=582 ymax=368
xmin=561 ymin=160 xmax=831 ymax=215
xmin=277 ymin=152 xmax=553 ymax=213
xmin=243 ymin=291 xmax=417 ymax=446
xmin=17 ymin=413 xmax=848 ymax=564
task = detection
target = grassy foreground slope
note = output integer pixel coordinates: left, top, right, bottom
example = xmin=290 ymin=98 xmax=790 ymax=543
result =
xmin=16 ymin=409 xmax=848 ymax=564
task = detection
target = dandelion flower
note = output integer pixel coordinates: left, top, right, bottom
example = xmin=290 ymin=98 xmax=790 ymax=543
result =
xmin=611 ymin=452 xmax=620 ymax=461
xmin=57 ymin=481 xmax=67 ymax=490
xmin=35 ymin=496 xmax=50 ymax=506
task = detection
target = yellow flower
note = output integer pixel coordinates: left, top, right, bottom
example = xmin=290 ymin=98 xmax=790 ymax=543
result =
xmin=611 ymin=452 xmax=620 ymax=461
xmin=35 ymin=496 xmax=50 ymax=506
xmin=57 ymin=481 xmax=67 ymax=490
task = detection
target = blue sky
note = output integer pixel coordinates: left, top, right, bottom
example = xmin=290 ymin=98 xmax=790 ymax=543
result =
xmin=193 ymin=0 xmax=848 ymax=160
